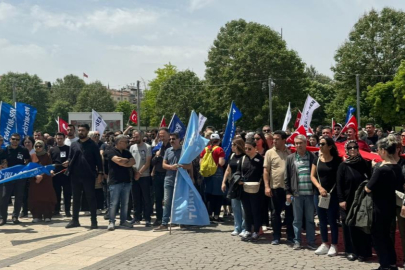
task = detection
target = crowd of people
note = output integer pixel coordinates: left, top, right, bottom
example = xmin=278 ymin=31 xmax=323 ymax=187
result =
xmin=0 ymin=122 xmax=404 ymax=270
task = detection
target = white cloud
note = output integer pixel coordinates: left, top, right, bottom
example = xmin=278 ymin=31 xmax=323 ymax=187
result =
xmin=109 ymin=45 xmax=207 ymax=58
xmin=30 ymin=5 xmax=82 ymax=33
xmin=0 ymin=2 xmax=18 ymax=21
xmin=0 ymin=39 xmax=47 ymax=57
xmin=188 ymin=0 xmax=215 ymax=12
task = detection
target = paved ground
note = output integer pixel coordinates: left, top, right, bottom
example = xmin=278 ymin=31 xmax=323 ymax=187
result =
xmin=1 ymin=209 xmax=403 ymax=269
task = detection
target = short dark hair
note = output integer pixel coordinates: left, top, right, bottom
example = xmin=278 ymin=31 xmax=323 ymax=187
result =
xmin=170 ymin=132 xmax=179 ymax=139
xmin=151 ymin=129 xmax=158 ymax=134
xmin=78 ymin=124 xmax=90 ymax=131
xmin=245 ymin=139 xmax=256 ymax=148
xmin=159 ymin=127 xmax=169 ymax=133
xmin=11 ymin=133 xmax=20 ymax=138
xmin=273 ymin=130 xmax=287 ymax=140
xmin=365 ymin=123 xmax=375 ymax=127
xmin=55 ymin=132 xmax=65 ymax=138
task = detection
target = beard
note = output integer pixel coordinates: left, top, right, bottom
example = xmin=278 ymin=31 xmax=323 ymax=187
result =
xmin=78 ymin=133 xmax=87 ymax=139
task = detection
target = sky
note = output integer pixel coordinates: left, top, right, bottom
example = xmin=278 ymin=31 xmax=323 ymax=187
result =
xmin=1 ymin=0 xmax=405 ymax=89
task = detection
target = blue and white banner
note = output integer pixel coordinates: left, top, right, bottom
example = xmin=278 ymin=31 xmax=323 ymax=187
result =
xmin=0 ymin=162 xmax=55 ymax=185
xmin=152 ymin=141 xmax=162 ymax=154
xmin=222 ymin=102 xmax=242 ymax=160
xmin=15 ymin=102 xmax=37 ymax=139
xmin=168 ymin=113 xmax=186 ymax=139
xmin=345 ymin=106 xmax=356 ymax=124
xmin=171 ymin=111 xmax=210 ymax=226
xmin=0 ymin=102 xmax=17 ymax=148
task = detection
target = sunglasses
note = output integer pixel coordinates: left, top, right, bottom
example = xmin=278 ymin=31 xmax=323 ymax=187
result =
xmin=347 ymin=146 xmax=359 ymax=150
xmin=319 ymin=143 xmax=327 ymax=146
xmin=263 ymin=129 xmax=271 ymax=133
xmin=11 ymin=138 xmax=20 ymax=141
xmin=170 ymin=138 xmax=177 ymax=141
xmin=94 ymin=134 xmax=100 ymax=137
xmin=401 ymin=135 xmax=405 ymax=137
xmin=245 ymin=147 xmax=253 ymax=151
xmin=254 ymin=137 xmax=261 ymax=141
xmin=35 ymin=145 xmax=43 ymax=148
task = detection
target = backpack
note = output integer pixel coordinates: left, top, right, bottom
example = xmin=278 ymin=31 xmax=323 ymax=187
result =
xmin=200 ymin=146 xmax=219 ymax=177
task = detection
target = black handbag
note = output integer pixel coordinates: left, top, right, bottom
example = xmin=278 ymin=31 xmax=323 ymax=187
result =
xmin=227 ymin=171 xmax=242 ymax=200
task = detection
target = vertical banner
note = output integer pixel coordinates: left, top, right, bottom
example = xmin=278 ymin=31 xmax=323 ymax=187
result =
xmin=299 ymin=95 xmax=320 ymax=131
xmin=0 ymin=102 xmax=17 ymax=147
xmin=168 ymin=113 xmax=186 ymax=139
xmin=92 ymin=109 xmax=107 ymax=134
xmin=15 ymin=102 xmax=37 ymax=139
xmin=171 ymin=111 xmax=210 ymax=226
xmin=198 ymin=113 xmax=207 ymax=132
xmin=282 ymin=102 xmax=292 ymax=131
xmin=222 ymin=102 xmax=242 ymax=160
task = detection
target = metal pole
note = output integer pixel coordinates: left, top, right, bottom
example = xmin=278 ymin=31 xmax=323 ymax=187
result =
xmin=137 ymin=80 xmax=141 ymax=131
xmin=356 ymin=74 xmax=361 ymax=129
xmin=268 ymin=77 xmax=273 ymax=131
xmin=12 ymin=82 xmax=16 ymax=104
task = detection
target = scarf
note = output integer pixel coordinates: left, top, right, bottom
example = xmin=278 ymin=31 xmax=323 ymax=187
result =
xmin=34 ymin=140 xmax=47 ymax=156
xmin=344 ymin=140 xmax=362 ymax=164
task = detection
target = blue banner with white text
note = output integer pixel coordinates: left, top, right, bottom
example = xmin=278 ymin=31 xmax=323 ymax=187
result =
xmin=222 ymin=102 xmax=242 ymax=160
xmin=0 ymin=162 xmax=55 ymax=185
xmin=168 ymin=114 xmax=186 ymax=139
xmin=16 ymin=102 xmax=37 ymax=139
xmin=0 ymin=102 xmax=17 ymax=148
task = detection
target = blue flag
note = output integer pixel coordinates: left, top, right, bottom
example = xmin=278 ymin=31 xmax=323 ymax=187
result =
xmin=222 ymin=102 xmax=242 ymax=160
xmin=15 ymin=102 xmax=37 ymax=139
xmin=0 ymin=102 xmax=17 ymax=148
xmin=168 ymin=114 xmax=186 ymax=139
xmin=152 ymin=141 xmax=162 ymax=154
xmin=171 ymin=111 xmax=210 ymax=226
xmin=345 ymin=106 xmax=356 ymax=124
xmin=0 ymin=162 xmax=55 ymax=185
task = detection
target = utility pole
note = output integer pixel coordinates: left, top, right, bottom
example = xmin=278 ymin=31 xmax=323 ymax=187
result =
xmin=136 ymin=80 xmax=141 ymax=131
xmin=268 ymin=77 xmax=273 ymax=131
xmin=356 ymin=74 xmax=361 ymax=129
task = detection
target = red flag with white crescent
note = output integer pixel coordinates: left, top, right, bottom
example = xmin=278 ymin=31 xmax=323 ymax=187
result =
xmin=294 ymin=110 xmax=301 ymax=128
xmin=340 ymin=115 xmax=358 ymax=135
xmin=58 ymin=117 xmax=69 ymax=135
xmin=286 ymin=125 xmax=307 ymax=144
xmin=129 ymin=110 xmax=138 ymax=124
xmin=160 ymin=116 xmax=167 ymax=127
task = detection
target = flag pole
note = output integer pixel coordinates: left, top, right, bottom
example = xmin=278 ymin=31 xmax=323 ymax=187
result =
xmin=168 ymin=113 xmax=175 ymax=129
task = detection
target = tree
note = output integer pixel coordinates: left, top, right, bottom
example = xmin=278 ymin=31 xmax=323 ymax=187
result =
xmin=74 ymin=81 xmax=115 ymax=112
xmin=0 ymin=72 xmax=50 ymax=131
xmin=115 ymin=101 xmax=136 ymax=126
xmin=331 ymin=7 xmax=405 ymax=123
xmin=156 ymin=70 xmax=203 ymax=124
xmin=205 ymin=19 xmax=308 ymax=130
xmin=50 ymin=75 xmax=85 ymax=105
xmin=142 ymin=63 xmax=177 ymax=127
xmin=366 ymin=61 xmax=405 ymax=128
xmin=43 ymin=100 xmax=72 ymax=134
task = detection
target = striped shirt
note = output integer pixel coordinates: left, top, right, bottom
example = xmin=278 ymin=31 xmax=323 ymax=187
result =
xmin=294 ymin=152 xmax=313 ymax=196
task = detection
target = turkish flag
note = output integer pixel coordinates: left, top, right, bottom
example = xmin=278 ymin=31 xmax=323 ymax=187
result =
xmin=286 ymin=125 xmax=306 ymax=144
xmin=308 ymin=127 xmax=314 ymax=134
xmin=294 ymin=110 xmax=301 ymax=128
xmin=83 ymin=72 xmax=88 ymax=78
xmin=160 ymin=116 xmax=166 ymax=127
xmin=340 ymin=115 xmax=358 ymax=135
xmin=332 ymin=118 xmax=336 ymax=128
xmin=129 ymin=110 xmax=138 ymax=124
xmin=58 ymin=117 xmax=69 ymax=135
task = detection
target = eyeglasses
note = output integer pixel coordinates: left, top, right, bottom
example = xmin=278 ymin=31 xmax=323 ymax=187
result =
xmin=11 ymin=138 xmax=20 ymax=141
xmin=254 ymin=137 xmax=261 ymax=141
xmin=245 ymin=147 xmax=253 ymax=151
xmin=263 ymin=129 xmax=271 ymax=133
xmin=347 ymin=146 xmax=359 ymax=150
xmin=319 ymin=143 xmax=326 ymax=146
xmin=94 ymin=134 xmax=100 ymax=137
xmin=35 ymin=145 xmax=42 ymax=148
xmin=169 ymin=138 xmax=177 ymax=141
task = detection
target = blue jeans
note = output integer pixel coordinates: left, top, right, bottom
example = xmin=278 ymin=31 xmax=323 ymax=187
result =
xmin=109 ymin=182 xmax=131 ymax=224
xmin=162 ymin=183 xmax=174 ymax=226
xmin=231 ymin=199 xmax=245 ymax=233
xmin=314 ymin=193 xmax=339 ymax=244
xmin=292 ymin=195 xmax=316 ymax=244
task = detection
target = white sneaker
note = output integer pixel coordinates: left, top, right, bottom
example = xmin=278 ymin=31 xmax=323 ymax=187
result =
xmin=314 ymin=243 xmax=330 ymax=255
xmin=32 ymin=218 xmax=40 ymax=223
xmin=239 ymin=231 xmax=247 ymax=237
xmin=241 ymin=231 xmax=251 ymax=240
xmin=327 ymin=244 xmax=337 ymax=256
xmin=44 ymin=218 xmax=51 ymax=222
xmin=107 ymin=222 xmax=115 ymax=231
xmin=231 ymin=230 xmax=239 ymax=236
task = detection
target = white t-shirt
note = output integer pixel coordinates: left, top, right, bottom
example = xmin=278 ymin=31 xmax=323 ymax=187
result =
xmin=130 ymin=143 xmax=152 ymax=177
xmin=64 ymin=137 xmax=79 ymax=146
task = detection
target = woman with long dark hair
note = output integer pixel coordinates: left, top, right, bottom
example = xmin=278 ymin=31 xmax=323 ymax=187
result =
xmin=311 ymin=137 xmax=342 ymax=256
xmin=337 ymin=140 xmax=372 ymax=261
xmin=254 ymin=132 xmax=269 ymax=156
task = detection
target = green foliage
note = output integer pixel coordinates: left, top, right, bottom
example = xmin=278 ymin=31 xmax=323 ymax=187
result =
xmin=366 ymin=61 xmax=405 ymax=128
xmin=142 ymin=63 xmax=177 ymax=127
xmin=331 ymin=7 xmax=405 ymax=122
xmin=115 ymin=101 xmax=136 ymax=125
xmin=74 ymin=81 xmax=115 ymax=112
xmin=0 ymin=72 xmax=49 ymax=131
xmin=156 ymin=70 xmax=204 ymax=124
xmin=204 ymin=19 xmax=308 ymax=130
xmin=43 ymin=100 xmax=71 ymax=134
xmin=50 ymin=74 xmax=85 ymax=105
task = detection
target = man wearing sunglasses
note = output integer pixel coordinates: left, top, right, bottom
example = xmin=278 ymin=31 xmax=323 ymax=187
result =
xmin=0 ymin=133 xmax=30 ymax=225
xmin=262 ymin=125 xmax=272 ymax=134
xmin=333 ymin=123 xmax=346 ymax=142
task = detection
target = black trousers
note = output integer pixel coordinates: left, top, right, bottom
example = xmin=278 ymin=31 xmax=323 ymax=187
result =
xmin=206 ymin=194 xmax=223 ymax=216
xmin=154 ymin=172 xmax=165 ymax=221
xmin=342 ymin=220 xmax=372 ymax=257
xmin=132 ymin=176 xmax=152 ymax=222
xmin=271 ymin=188 xmax=294 ymax=240
xmin=71 ymin=179 xmax=97 ymax=222
xmin=53 ymin=174 xmax=72 ymax=213
xmin=261 ymin=191 xmax=270 ymax=226
xmin=372 ymin=214 xmax=396 ymax=268
xmin=241 ymin=190 xmax=262 ymax=233
xmin=0 ymin=179 xmax=26 ymax=219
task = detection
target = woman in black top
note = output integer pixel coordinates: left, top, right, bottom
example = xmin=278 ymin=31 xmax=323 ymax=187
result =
xmin=237 ymin=140 xmax=264 ymax=241
xmin=310 ymin=137 xmax=342 ymax=256
xmin=336 ymin=140 xmax=372 ymax=261
xmin=366 ymin=137 xmax=404 ymax=270
xmin=221 ymin=138 xmax=246 ymax=236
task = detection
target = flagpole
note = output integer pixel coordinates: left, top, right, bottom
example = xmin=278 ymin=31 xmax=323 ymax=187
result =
xmin=58 ymin=117 xmax=60 ymax=133
xmin=168 ymin=113 xmax=175 ymax=129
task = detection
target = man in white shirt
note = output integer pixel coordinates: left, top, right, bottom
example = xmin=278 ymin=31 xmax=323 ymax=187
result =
xmin=64 ymin=124 xmax=79 ymax=146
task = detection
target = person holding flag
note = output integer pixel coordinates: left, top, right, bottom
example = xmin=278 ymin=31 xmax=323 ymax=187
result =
xmin=339 ymin=116 xmax=371 ymax=152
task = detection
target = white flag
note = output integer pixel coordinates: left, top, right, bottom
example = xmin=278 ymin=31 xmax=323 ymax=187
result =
xmin=92 ymin=109 xmax=107 ymax=134
xmin=198 ymin=113 xmax=207 ymax=132
xmin=299 ymin=95 xmax=320 ymax=131
xmin=282 ymin=102 xmax=292 ymax=131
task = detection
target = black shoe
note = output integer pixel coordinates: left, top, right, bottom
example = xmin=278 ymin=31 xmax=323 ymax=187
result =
xmin=0 ymin=219 xmax=6 ymax=226
xmin=213 ymin=217 xmax=224 ymax=223
xmin=358 ymin=256 xmax=368 ymax=262
xmin=19 ymin=212 xmax=28 ymax=218
xmin=65 ymin=211 xmax=72 ymax=218
xmin=126 ymin=215 xmax=133 ymax=221
xmin=103 ymin=215 xmax=109 ymax=220
xmin=90 ymin=222 xmax=98 ymax=229
xmin=152 ymin=220 xmax=161 ymax=227
xmin=347 ymin=254 xmax=357 ymax=261
xmin=53 ymin=212 xmax=62 ymax=217
xmin=65 ymin=220 xmax=81 ymax=228
xmin=145 ymin=221 xmax=151 ymax=227
xmin=12 ymin=217 xmax=21 ymax=224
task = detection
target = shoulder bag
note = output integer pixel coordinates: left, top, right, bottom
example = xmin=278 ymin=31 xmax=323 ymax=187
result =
xmin=317 ymin=158 xmax=335 ymax=209
xmin=242 ymin=156 xmax=262 ymax=194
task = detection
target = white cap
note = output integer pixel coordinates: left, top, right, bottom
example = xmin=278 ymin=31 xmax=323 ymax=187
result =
xmin=210 ymin=133 xmax=220 ymax=140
